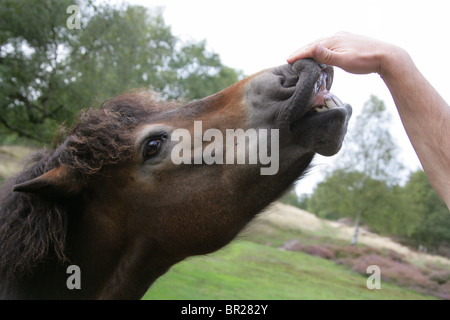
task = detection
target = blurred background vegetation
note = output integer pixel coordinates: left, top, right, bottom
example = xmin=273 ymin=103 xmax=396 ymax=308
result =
xmin=0 ymin=0 xmax=242 ymax=144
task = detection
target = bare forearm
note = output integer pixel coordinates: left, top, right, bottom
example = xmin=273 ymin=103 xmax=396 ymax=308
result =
xmin=380 ymin=49 xmax=450 ymax=208
xmin=288 ymin=32 xmax=450 ymax=208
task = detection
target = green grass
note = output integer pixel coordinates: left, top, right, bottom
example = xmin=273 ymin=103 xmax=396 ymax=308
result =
xmin=144 ymin=240 xmax=434 ymax=300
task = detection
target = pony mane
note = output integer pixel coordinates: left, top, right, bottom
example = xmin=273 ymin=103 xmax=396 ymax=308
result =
xmin=0 ymin=90 xmax=163 ymax=280
xmin=0 ymin=150 xmax=68 ymax=279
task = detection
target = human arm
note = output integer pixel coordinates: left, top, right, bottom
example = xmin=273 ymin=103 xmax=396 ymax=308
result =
xmin=287 ymin=32 xmax=450 ymax=208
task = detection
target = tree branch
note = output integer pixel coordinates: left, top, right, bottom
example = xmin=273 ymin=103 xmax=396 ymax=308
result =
xmin=8 ymin=92 xmax=45 ymax=124
xmin=0 ymin=117 xmax=47 ymax=143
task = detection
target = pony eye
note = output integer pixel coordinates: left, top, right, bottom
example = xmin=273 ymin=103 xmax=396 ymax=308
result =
xmin=143 ymin=138 xmax=163 ymax=159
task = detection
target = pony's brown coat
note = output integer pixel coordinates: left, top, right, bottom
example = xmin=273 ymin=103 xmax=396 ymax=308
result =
xmin=0 ymin=59 xmax=351 ymax=299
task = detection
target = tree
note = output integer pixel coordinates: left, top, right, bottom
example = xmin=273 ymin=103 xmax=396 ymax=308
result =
xmin=307 ymin=95 xmax=406 ymax=244
xmin=0 ymin=0 xmax=75 ymax=143
xmin=403 ymin=170 xmax=450 ymax=249
xmin=343 ymin=96 xmax=405 ymax=244
xmin=307 ymin=169 xmax=413 ymax=236
xmin=280 ymin=187 xmax=308 ymax=210
xmin=340 ymin=95 xmax=404 ymax=184
xmin=0 ymin=0 xmax=242 ymax=144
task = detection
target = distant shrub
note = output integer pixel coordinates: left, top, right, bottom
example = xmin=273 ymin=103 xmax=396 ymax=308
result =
xmin=429 ymin=270 xmax=450 ymax=285
xmin=282 ymin=239 xmax=450 ymax=299
xmin=349 ymin=254 xmax=432 ymax=288
xmin=281 ymin=240 xmax=334 ymax=259
xmin=301 ymin=245 xmax=335 ymax=260
xmin=328 ymin=245 xmax=380 ymax=260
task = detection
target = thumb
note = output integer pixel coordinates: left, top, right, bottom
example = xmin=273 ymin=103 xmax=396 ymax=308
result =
xmin=311 ymin=43 xmax=335 ymax=65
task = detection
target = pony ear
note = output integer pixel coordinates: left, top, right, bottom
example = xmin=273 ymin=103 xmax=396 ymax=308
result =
xmin=13 ymin=165 xmax=85 ymax=197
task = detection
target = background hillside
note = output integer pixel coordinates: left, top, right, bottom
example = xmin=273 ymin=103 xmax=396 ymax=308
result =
xmin=144 ymin=202 xmax=450 ymax=300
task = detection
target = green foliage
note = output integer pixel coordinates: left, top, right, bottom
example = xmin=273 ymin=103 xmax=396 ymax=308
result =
xmin=0 ymin=0 xmax=75 ymax=142
xmin=0 ymin=0 xmax=242 ymax=144
xmin=404 ymin=170 xmax=450 ymax=248
xmin=279 ymin=188 xmax=307 ymax=209
xmin=306 ymin=169 xmax=417 ymax=237
xmin=166 ymin=40 xmax=243 ymax=100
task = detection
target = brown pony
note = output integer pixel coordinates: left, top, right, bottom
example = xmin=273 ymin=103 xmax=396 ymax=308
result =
xmin=0 ymin=59 xmax=351 ymax=299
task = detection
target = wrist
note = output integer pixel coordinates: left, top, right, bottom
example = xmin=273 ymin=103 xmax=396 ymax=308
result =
xmin=378 ymin=45 xmax=414 ymax=82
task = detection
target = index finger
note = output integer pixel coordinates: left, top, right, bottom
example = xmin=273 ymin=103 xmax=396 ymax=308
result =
xmin=286 ymin=43 xmax=316 ymax=64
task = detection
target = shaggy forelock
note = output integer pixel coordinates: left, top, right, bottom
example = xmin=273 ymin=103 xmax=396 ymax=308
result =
xmin=58 ymin=91 xmax=159 ymax=175
xmin=0 ymin=90 xmax=168 ymax=279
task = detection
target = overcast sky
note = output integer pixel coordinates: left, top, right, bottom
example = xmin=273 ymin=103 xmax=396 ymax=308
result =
xmin=126 ymin=0 xmax=450 ymax=193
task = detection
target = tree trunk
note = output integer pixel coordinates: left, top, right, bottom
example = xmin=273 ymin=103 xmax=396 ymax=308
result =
xmin=351 ymin=208 xmax=363 ymax=246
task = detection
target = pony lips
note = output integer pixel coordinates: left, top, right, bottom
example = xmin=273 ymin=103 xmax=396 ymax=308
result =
xmin=309 ymin=66 xmax=345 ymax=113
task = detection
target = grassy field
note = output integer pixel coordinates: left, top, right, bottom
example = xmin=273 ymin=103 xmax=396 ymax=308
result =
xmin=144 ymin=205 xmax=449 ymax=300
xmin=144 ymin=240 xmax=433 ymax=300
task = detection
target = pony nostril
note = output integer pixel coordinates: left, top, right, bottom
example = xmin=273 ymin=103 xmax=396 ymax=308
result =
xmin=281 ymin=75 xmax=299 ymax=88
xmin=273 ymin=65 xmax=300 ymax=88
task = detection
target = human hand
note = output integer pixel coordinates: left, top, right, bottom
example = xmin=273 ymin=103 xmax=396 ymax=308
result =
xmin=287 ymin=31 xmax=404 ymax=77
